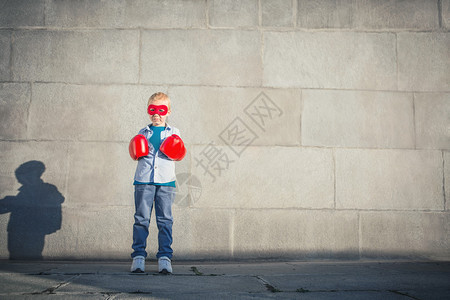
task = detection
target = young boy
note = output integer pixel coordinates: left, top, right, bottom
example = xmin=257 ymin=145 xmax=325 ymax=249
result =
xmin=130 ymin=92 xmax=183 ymax=274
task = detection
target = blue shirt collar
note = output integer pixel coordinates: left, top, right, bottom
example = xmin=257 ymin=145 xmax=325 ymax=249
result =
xmin=146 ymin=123 xmax=172 ymax=131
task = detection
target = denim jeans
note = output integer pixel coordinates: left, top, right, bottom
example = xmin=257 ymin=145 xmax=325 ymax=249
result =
xmin=131 ymin=184 xmax=175 ymax=259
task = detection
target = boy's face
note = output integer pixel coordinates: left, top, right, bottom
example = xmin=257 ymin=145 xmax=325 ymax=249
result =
xmin=148 ymin=99 xmax=171 ymax=127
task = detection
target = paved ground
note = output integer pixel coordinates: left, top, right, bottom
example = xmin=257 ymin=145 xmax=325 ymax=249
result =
xmin=0 ymin=260 xmax=449 ymax=299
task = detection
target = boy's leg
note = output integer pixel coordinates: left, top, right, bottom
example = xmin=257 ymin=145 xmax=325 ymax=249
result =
xmin=154 ymin=185 xmax=175 ymax=259
xmin=131 ymin=184 xmax=156 ymax=258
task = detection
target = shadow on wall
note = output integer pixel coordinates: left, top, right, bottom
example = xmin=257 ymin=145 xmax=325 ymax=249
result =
xmin=0 ymin=161 xmax=65 ymax=260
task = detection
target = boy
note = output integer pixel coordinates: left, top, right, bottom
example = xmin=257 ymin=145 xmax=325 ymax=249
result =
xmin=130 ymin=92 xmax=184 ymax=274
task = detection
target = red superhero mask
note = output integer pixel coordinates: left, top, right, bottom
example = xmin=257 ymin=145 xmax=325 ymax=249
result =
xmin=147 ymin=104 xmax=169 ymax=116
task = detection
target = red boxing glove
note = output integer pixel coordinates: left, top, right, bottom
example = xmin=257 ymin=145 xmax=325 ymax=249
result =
xmin=160 ymin=134 xmax=186 ymax=161
xmin=129 ymin=134 xmax=149 ymax=160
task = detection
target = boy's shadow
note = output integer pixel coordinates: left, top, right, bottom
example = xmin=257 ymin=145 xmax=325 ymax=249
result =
xmin=0 ymin=161 xmax=64 ymax=260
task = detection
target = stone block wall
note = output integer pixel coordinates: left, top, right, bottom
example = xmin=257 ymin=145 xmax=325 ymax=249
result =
xmin=0 ymin=0 xmax=448 ymax=260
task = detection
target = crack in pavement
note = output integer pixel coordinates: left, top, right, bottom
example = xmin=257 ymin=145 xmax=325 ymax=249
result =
xmin=28 ymin=274 xmax=80 ymax=295
xmin=255 ymin=275 xmax=281 ymax=293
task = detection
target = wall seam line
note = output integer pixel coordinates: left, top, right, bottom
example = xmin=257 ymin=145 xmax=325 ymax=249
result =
xmin=260 ymin=29 xmax=265 ymax=88
xmin=230 ymin=209 xmax=235 ymax=259
xmin=0 ymin=139 xmax=445 ymax=152
xmin=9 ymin=30 xmax=14 ymax=81
xmin=292 ymin=0 xmax=297 ymax=28
xmin=25 ymin=81 xmax=33 ymax=140
xmin=395 ymin=32 xmax=399 ymax=91
xmin=258 ymin=0 xmax=262 ymax=27
xmin=206 ymin=0 xmax=210 ymax=28
xmin=2 ymin=79 xmax=449 ymax=93
xmin=299 ymin=89 xmax=303 ymax=146
xmin=189 ymin=135 xmax=193 ymax=209
xmin=43 ymin=0 xmax=48 ymax=26
xmin=412 ymin=93 xmax=417 ymax=149
xmin=442 ymin=151 xmax=446 ymax=210
xmin=333 ymin=148 xmax=337 ymax=209
xmin=138 ymin=29 xmax=142 ymax=84
xmin=59 ymin=204 xmax=450 ymax=213
xmin=64 ymin=141 xmax=72 ymax=213
xmin=0 ymin=26 xmax=447 ymax=33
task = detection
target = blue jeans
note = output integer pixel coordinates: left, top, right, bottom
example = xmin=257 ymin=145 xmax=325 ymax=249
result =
xmin=131 ymin=184 xmax=175 ymax=259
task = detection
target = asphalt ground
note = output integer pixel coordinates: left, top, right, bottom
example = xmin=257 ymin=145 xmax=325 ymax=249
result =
xmin=0 ymin=260 xmax=449 ymax=299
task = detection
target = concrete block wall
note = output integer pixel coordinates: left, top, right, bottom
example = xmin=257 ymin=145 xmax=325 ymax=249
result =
xmin=0 ymin=0 xmax=448 ymax=261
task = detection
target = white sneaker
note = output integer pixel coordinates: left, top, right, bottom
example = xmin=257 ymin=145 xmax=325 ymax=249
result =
xmin=158 ymin=256 xmax=172 ymax=274
xmin=131 ymin=256 xmax=145 ymax=273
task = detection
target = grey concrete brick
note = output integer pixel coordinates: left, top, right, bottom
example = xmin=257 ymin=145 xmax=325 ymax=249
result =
xmin=443 ymin=0 xmax=450 ymax=29
xmin=360 ymin=212 xmax=450 ymax=260
xmin=445 ymin=152 xmax=450 ymax=210
xmin=302 ymin=90 xmax=414 ymax=149
xmin=336 ymin=149 xmax=444 ymax=210
xmin=172 ymin=208 xmax=233 ymax=259
xmin=29 ymin=83 xmax=167 ymax=142
xmin=46 ymin=0 xmax=206 ymax=28
xmin=398 ymin=33 xmax=450 ymax=92
xmin=66 ymin=142 xmax=136 ymax=207
xmin=209 ymin=0 xmax=259 ymax=27
xmin=261 ymin=0 xmax=294 ymax=27
xmin=191 ymin=146 xmax=334 ymax=209
xmin=0 ymin=83 xmax=30 ymax=140
xmin=0 ymin=31 xmax=10 ymax=80
xmin=0 ymin=141 xmax=69 ymax=201
xmin=263 ymin=31 xmax=396 ymax=90
xmin=173 ymin=166 xmax=203 ymax=209
xmin=297 ymin=0 xmax=353 ymax=28
xmin=141 ymin=29 xmax=261 ymax=86
xmin=12 ymin=30 xmax=139 ymax=84
xmin=74 ymin=206 xmax=134 ymax=259
xmin=45 ymin=206 xmax=134 ymax=259
xmin=0 ymin=0 xmax=45 ymax=27
xmin=415 ymin=93 xmax=450 ymax=150
xmin=233 ymin=210 xmax=359 ymax=259
xmin=168 ymin=86 xmax=301 ymax=146
xmin=297 ymin=0 xmax=439 ymax=30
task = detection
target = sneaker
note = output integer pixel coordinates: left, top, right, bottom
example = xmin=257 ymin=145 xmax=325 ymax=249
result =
xmin=158 ymin=256 xmax=172 ymax=274
xmin=131 ymin=256 xmax=145 ymax=273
